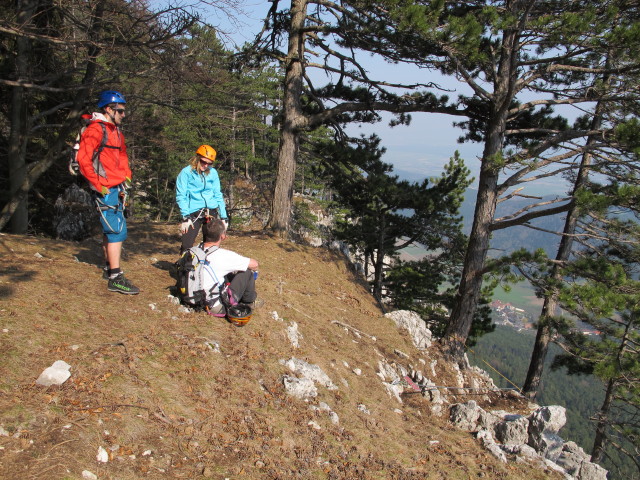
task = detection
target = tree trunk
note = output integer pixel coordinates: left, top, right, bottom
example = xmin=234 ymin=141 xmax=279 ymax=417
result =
xmin=443 ymin=160 xmax=499 ymax=357
xmin=591 ymin=317 xmax=633 ymax=464
xmin=247 ymin=135 xmax=254 ymax=179
xmin=0 ymin=1 xmax=104 ymax=232
xmin=522 ymin=84 xmax=607 ymax=398
xmin=7 ymin=0 xmax=38 ymax=234
xmin=155 ymin=176 xmax=169 ymax=222
xmin=443 ymin=22 xmax=521 ymax=358
xmin=229 ymin=105 xmax=236 ymax=209
xmin=591 ymin=379 xmax=615 ymax=464
xmin=522 ymin=159 xmax=588 ymax=399
xmin=268 ymin=0 xmax=308 ymax=236
xmin=1 ymin=149 xmax=65 ymax=231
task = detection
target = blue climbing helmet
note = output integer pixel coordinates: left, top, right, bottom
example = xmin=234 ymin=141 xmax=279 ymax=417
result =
xmin=97 ymin=90 xmax=126 ymax=108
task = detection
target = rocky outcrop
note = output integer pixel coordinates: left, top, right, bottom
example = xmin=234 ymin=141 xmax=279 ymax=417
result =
xmin=449 ymin=401 xmax=607 ymax=480
xmin=274 ymin=307 xmax=608 ymax=480
xmin=53 ymin=184 xmax=100 ymax=241
xmin=385 ymin=310 xmax=433 ymax=349
xmin=384 ymin=309 xmax=608 ymax=480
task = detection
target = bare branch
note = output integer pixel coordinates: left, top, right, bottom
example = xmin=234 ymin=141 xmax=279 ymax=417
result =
xmin=491 ymin=199 xmax=572 ymax=231
xmin=497 ymin=187 xmax=542 ymax=204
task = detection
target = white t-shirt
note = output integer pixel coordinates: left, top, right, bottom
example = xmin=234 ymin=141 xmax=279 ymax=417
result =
xmin=200 ymin=246 xmax=251 ymax=293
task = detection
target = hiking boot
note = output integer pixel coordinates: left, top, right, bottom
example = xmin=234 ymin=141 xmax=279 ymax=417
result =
xmin=107 ymin=273 xmax=140 ymax=295
xmin=246 ymin=298 xmax=265 ymax=310
xmin=206 ymin=299 xmax=227 ymax=318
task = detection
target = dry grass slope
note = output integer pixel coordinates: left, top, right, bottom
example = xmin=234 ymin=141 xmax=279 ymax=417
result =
xmin=0 ymin=222 xmax=562 ymax=479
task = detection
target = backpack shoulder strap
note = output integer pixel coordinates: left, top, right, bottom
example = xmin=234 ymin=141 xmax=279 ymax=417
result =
xmin=96 ymin=123 xmax=109 ymax=154
xmin=202 ymin=245 xmax=219 ymax=258
xmin=190 ymin=245 xmax=208 ymax=263
xmin=100 ymin=124 xmax=122 ymax=151
xmin=87 ymin=122 xmax=111 ymax=179
xmin=199 ymin=245 xmax=223 ymax=295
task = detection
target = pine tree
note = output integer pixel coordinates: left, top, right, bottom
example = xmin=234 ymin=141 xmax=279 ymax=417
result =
xmin=342 ymin=0 xmax=640 ymax=357
xmin=247 ymin=0 xmax=456 ymax=236
xmin=522 ymin=7 xmax=640 ymax=401
xmin=325 ymin=136 xmax=472 ymax=314
xmin=0 ymin=0 xmax=200 ymax=233
xmin=547 ymin=208 xmax=640 ymax=473
xmin=129 ymin=24 xmax=281 ymax=222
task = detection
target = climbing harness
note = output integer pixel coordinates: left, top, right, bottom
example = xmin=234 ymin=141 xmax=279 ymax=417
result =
xmin=94 ymin=183 xmax=127 ymax=234
xmin=186 ymin=207 xmax=220 ymax=224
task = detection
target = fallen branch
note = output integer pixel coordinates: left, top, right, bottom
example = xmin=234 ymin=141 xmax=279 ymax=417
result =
xmin=332 ymin=320 xmax=376 ymax=341
xmin=69 ymin=403 xmax=149 ymax=412
xmin=286 ymin=303 xmax=315 ymax=320
xmin=152 ymin=411 xmax=175 ymax=426
xmin=44 ymin=438 xmax=79 ymax=455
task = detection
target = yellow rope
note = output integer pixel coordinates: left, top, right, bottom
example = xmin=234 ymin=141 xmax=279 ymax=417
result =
xmin=466 ymin=345 xmax=524 ymax=395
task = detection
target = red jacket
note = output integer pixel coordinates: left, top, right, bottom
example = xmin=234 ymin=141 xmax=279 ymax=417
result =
xmin=77 ymin=114 xmax=131 ymax=192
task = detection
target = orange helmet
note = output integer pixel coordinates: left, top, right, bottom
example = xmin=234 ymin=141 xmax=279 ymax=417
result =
xmin=196 ymin=144 xmax=217 ymax=162
xmin=227 ymin=304 xmax=252 ymax=327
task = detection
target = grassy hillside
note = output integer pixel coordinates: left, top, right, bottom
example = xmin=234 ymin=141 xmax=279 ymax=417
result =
xmin=0 ymin=222 xmax=563 ymax=480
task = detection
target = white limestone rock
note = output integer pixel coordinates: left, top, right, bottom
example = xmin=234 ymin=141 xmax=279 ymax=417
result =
xmin=384 ymin=310 xmax=432 ymax=349
xmin=36 ymin=360 xmax=71 ymax=386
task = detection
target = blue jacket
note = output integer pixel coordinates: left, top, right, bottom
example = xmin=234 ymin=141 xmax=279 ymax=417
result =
xmin=176 ymin=165 xmax=227 ymax=219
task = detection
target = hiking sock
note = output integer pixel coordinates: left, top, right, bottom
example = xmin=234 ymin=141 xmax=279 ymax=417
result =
xmin=109 ymin=268 xmax=122 ymax=279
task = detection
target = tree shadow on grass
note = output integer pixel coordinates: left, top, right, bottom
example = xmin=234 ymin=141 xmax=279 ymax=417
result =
xmin=125 ymin=221 xmax=181 ymax=257
xmin=0 ymin=267 xmax=37 ymax=300
xmin=67 ymin=220 xmax=181 ymax=266
xmin=153 ymin=260 xmax=176 ymax=279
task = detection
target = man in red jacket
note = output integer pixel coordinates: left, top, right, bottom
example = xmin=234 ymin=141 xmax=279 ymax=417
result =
xmin=77 ymin=90 xmax=139 ymax=295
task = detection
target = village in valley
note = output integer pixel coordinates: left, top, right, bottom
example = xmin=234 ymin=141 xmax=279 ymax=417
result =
xmin=490 ymin=300 xmax=601 ymax=337
xmin=490 ymin=300 xmax=536 ymax=330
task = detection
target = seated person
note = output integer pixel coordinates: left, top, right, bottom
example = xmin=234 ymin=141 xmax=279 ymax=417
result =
xmin=200 ymin=219 xmax=258 ymax=316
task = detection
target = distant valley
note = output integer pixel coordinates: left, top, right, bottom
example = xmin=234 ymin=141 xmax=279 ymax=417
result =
xmin=460 ymin=187 xmax=565 ymax=257
xmin=401 ymin=188 xmax=566 ymax=319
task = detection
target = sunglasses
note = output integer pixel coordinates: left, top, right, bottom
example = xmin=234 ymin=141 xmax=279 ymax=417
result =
xmin=199 ymin=158 xmax=213 ymax=167
xmin=113 ymin=108 xmax=126 ymax=115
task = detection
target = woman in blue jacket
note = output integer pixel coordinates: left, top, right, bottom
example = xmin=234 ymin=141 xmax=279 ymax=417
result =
xmin=176 ymin=144 xmax=228 ymax=252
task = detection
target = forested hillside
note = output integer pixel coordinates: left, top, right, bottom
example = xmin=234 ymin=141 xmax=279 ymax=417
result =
xmin=468 ymin=326 xmax=635 ymax=479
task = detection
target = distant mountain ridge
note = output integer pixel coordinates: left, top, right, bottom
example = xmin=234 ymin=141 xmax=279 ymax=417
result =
xmin=460 ymin=188 xmax=564 ymax=257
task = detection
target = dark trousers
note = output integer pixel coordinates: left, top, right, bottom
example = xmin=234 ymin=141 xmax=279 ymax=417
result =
xmin=227 ymin=270 xmax=257 ymax=304
xmin=180 ymin=217 xmax=206 ymax=253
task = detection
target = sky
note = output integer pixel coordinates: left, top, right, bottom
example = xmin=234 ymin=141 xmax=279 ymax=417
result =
xmin=188 ymin=1 xmax=571 ymax=198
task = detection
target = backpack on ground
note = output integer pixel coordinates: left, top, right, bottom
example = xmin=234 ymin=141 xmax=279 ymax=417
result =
xmin=68 ymin=114 xmax=109 ymax=176
xmin=175 ymin=245 xmax=229 ymax=311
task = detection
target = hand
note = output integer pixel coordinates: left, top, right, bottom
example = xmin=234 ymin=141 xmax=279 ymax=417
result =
xmin=180 ymin=219 xmax=193 ymax=234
